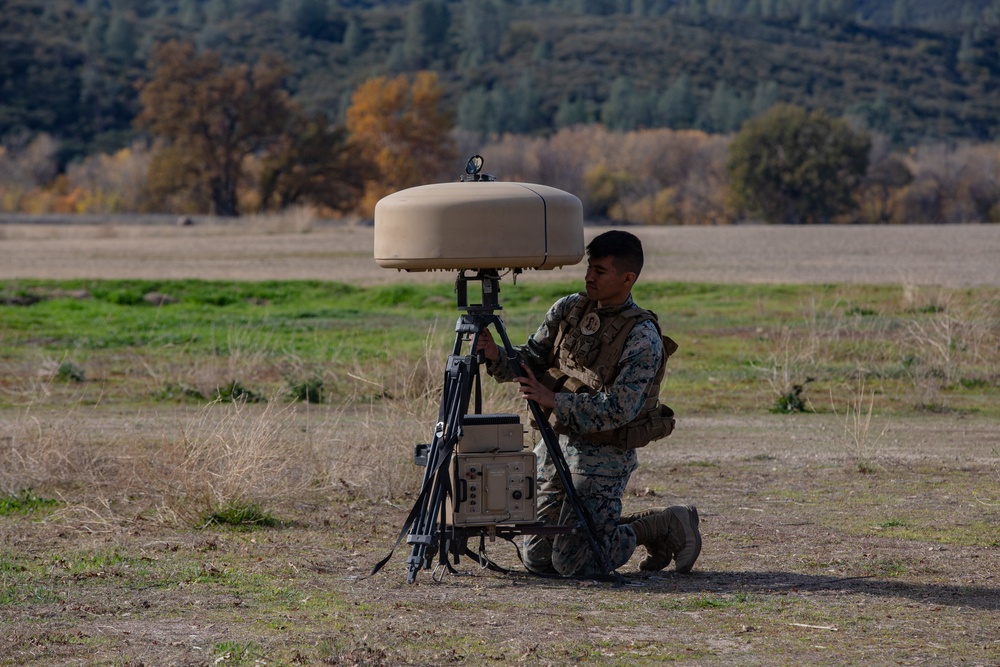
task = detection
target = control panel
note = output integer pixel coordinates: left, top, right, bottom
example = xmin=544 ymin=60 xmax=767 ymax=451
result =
xmin=449 ymin=452 xmax=536 ymax=526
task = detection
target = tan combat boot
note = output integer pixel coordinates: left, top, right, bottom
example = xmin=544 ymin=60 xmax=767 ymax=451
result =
xmin=630 ymin=505 xmax=702 ymax=574
xmin=621 ymin=510 xmax=673 ymax=571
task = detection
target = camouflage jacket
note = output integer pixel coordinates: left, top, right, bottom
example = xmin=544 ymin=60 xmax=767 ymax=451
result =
xmin=486 ymin=293 xmax=665 ymax=475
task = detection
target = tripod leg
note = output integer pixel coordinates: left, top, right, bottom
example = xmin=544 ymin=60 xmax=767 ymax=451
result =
xmin=405 ymin=353 xmax=475 ymax=583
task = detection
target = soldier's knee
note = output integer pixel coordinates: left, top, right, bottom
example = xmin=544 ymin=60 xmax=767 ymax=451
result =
xmin=551 ymin=538 xmax=593 ymax=577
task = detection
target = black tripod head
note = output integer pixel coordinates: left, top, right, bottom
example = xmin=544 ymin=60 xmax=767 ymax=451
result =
xmin=455 ymin=269 xmax=514 ymax=314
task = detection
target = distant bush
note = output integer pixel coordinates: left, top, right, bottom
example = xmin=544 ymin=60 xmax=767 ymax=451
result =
xmin=728 ymin=104 xmax=870 ymax=224
xmin=482 ymin=125 xmax=734 ymax=224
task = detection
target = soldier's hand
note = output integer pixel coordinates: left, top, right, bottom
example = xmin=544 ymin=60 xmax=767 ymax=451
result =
xmin=476 ymin=327 xmax=499 ymax=362
xmin=516 ymin=363 xmax=555 ymax=409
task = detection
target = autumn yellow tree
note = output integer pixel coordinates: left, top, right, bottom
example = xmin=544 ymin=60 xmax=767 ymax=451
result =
xmin=346 ymin=71 xmax=456 ymax=216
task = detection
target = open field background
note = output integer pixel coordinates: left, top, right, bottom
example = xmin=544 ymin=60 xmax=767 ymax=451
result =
xmin=1 ymin=219 xmax=999 ymax=287
xmin=0 ymin=220 xmax=998 ymax=666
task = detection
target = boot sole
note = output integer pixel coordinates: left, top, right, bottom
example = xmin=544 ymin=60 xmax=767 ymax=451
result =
xmin=671 ymin=505 xmax=702 ymax=574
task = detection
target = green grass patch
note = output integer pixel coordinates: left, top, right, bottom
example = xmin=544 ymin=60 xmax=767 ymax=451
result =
xmin=202 ymin=503 xmax=280 ymax=530
xmin=658 ymin=592 xmax=754 ymax=612
xmin=212 ymin=640 xmax=263 ymax=665
xmin=0 ymin=551 xmax=62 ymax=604
xmin=2 ymin=279 xmax=998 ymax=417
xmin=0 ymin=490 xmax=61 ymax=516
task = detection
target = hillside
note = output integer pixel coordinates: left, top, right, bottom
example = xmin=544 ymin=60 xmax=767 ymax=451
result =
xmin=3 ymin=0 xmax=1000 ymax=162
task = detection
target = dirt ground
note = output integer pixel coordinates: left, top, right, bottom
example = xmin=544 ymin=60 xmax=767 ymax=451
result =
xmin=0 ymin=410 xmax=997 ymax=666
xmin=1 ymin=219 xmax=999 ymax=287
xmin=1 ymin=220 xmax=998 ymax=665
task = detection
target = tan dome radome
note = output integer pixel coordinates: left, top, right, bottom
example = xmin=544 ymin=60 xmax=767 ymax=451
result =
xmin=374 ymin=180 xmax=584 ymax=272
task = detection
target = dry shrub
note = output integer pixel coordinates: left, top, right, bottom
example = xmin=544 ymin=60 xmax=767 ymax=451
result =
xmin=331 ymin=320 xmax=503 ymax=405
xmin=63 ymin=143 xmax=153 ymax=214
xmin=753 ymin=326 xmax=817 ymax=412
xmin=752 ymin=297 xmax=854 ymax=412
xmin=302 ymin=355 xmax=442 ymax=502
xmin=479 ymin=126 xmax=732 ymax=223
xmin=894 ymin=143 xmax=1000 ymax=224
xmin=982 ymin=448 xmax=1000 ymax=508
xmin=0 ymin=351 xmax=101 ymax=411
xmin=1 ymin=396 xmax=413 ymax=527
xmin=894 ymin=284 xmax=999 ymax=408
xmin=905 ymin=314 xmax=962 ymax=387
xmin=144 ymin=400 xmax=318 ymax=524
xmin=318 ymin=327 xmax=527 ymax=500
xmin=320 ymin=389 xmax=528 ymax=502
xmin=832 ymin=376 xmax=888 ymax=473
xmin=0 ymin=328 xmax=542 ymax=526
xmin=0 ymin=403 xmax=147 ymax=535
xmin=138 ymin=328 xmax=287 ymax=401
xmin=2 ymin=397 xmax=326 ymax=528
xmin=903 ymin=298 xmax=1000 ymax=408
xmin=322 ymin=320 xmax=531 ymax=498
xmin=315 ymin=401 xmax=431 ymax=502
xmin=752 ymin=286 xmax=999 ymax=415
xmin=1 ymin=407 xmax=106 ymax=496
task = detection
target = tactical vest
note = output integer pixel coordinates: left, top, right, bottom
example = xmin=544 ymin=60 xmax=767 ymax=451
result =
xmin=538 ymin=294 xmax=678 ymax=450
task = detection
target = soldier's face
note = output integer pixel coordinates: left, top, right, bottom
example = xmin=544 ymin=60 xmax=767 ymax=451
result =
xmin=585 ymin=256 xmax=635 ymax=307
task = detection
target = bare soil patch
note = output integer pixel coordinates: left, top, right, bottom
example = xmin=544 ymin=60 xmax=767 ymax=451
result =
xmin=1 ymin=220 xmax=999 ymax=287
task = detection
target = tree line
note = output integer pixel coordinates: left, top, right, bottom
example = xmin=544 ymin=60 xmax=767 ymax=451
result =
xmin=6 ymin=0 xmax=1000 ymax=167
xmin=463 ymin=116 xmax=1000 ymax=225
xmin=2 ymin=41 xmax=998 ymax=226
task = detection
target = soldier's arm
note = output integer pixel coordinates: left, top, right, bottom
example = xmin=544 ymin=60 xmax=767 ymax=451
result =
xmin=485 ymin=294 xmax=577 ymax=382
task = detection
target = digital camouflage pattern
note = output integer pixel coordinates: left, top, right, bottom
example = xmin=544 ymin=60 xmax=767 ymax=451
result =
xmin=522 ymin=436 xmax=639 ymax=576
xmin=487 ymin=293 xmax=665 ymax=576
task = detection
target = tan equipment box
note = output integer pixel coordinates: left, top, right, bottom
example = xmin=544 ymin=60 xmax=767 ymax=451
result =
xmin=374 ymin=181 xmax=584 ymax=271
xmin=449 ymin=452 xmax=537 ymax=527
xmin=457 ymin=413 xmax=524 ymax=454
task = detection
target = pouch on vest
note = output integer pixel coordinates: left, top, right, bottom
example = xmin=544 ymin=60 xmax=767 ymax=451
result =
xmin=621 ymin=403 xmax=675 ymax=450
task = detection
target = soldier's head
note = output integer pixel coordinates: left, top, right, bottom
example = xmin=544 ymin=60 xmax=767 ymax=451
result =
xmin=586 ymin=230 xmax=644 ymax=277
xmin=584 ymin=230 xmax=644 ymax=306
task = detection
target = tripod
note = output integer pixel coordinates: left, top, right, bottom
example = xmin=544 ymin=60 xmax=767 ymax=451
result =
xmin=370 ymin=269 xmax=615 ymax=584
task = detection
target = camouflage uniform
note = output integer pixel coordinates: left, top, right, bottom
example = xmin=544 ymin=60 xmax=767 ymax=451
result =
xmin=486 ymin=292 xmax=664 ymax=577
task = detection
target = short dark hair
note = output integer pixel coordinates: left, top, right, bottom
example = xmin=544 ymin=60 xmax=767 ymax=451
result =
xmin=586 ymin=230 xmax=644 ymax=277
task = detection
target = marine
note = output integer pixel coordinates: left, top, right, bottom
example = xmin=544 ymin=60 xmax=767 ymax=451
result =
xmin=477 ymin=230 xmax=702 ymax=577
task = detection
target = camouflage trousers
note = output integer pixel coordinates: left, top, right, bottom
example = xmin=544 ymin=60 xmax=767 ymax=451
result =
xmin=523 ymin=437 xmax=638 ymax=577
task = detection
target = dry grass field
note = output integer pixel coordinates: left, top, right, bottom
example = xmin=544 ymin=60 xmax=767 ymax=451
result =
xmin=1 ymin=219 xmax=998 ymax=666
